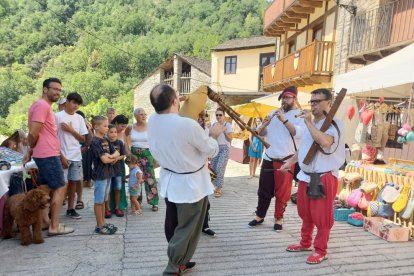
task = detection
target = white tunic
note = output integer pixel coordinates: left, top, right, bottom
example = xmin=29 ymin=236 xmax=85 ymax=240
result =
xmin=148 ymin=113 xmax=219 ymax=203
xmin=297 ymin=118 xmax=345 ymax=183
xmin=263 ymin=109 xmax=305 ymax=161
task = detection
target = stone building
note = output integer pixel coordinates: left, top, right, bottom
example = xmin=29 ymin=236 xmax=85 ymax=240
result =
xmin=133 ymin=53 xmax=211 ymax=114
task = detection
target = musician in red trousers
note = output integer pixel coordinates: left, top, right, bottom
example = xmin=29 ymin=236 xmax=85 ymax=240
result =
xmin=248 ymin=86 xmax=304 ymax=232
xmin=281 ymin=88 xmax=345 ymax=264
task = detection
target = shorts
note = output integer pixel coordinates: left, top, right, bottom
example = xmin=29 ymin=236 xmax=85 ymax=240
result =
xmin=129 ymin=183 xmax=142 ymax=197
xmin=33 ymin=156 xmax=65 ymax=189
xmin=111 ymin=176 xmax=122 ymax=191
xmin=63 ymin=160 xmax=83 ymax=182
xmin=94 ymin=178 xmax=111 ymax=204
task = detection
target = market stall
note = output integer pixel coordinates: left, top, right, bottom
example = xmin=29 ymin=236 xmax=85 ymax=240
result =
xmin=333 ymin=43 xmax=414 ymax=240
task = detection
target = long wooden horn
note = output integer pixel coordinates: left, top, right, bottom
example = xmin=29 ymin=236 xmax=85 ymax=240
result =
xmin=207 ymin=87 xmax=270 ymax=149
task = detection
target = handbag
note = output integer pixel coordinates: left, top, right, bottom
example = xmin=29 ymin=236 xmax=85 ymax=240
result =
xmin=368 ymin=200 xmax=379 ymax=217
xmin=392 ymin=184 xmax=411 ymax=213
xmin=401 ymin=188 xmax=414 ymax=220
xmin=355 ymin=122 xmax=368 ymax=144
xmin=347 ymin=188 xmax=363 ymax=208
xmin=338 ymin=184 xmax=351 ymax=204
xmin=378 ymin=201 xmax=394 ymax=218
xmin=381 ymin=183 xmax=400 ymax=203
xmin=358 ymin=192 xmax=373 ymax=210
xmin=360 ymin=181 xmax=377 ymax=194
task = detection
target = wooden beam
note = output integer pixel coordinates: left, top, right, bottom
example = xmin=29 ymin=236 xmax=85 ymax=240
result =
xmin=298 ymin=0 xmax=323 ymax=8
xmin=280 ymin=16 xmax=301 ymax=24
xmin=285 ymin=11 xmax=308 ymax=19
xmin=275 ymin=21 xmax=296 ymax=28
xmin=348 ymin=57 xmax=367 ymax=64
xmin=291 ymin=6 xmax=315 ymax=14
xmin=380 ymin=50 xmax=395 ymax=57
xmin=363 ymin=54 xmax=382 ymax=61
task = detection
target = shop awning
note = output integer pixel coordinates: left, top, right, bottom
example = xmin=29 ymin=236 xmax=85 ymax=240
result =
xmin=334 ymin=43 xmax=414 ymax=98
xmin=251 ymin=91 xmax=311 ymax=110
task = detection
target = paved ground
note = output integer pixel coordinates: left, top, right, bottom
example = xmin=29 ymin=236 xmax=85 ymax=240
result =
xmin=1 ymin=160 xmax=414 ymax=276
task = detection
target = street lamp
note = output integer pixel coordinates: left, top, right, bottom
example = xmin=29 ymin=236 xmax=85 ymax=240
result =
xmin=335 ymin=0 xmax=357 ymax=16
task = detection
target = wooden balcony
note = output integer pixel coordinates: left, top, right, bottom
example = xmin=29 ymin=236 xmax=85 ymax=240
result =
xmin=263 ymin=41 xmax=335 ymax=91
xmin=264 ymin=0 xmax=325 ymax=36
xmin=349 ymin=0 xmax=414 ymax=64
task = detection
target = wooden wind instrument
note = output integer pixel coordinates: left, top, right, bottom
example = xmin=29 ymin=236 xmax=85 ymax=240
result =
xmin=207 ymin=87 xmax=271 ymax=148
xmin=302 ymin=88 xmax=347 ymax=165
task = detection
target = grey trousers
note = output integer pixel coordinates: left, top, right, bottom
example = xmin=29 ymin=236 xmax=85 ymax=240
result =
xmin=163 ymin=196 xmax=209 ymax=275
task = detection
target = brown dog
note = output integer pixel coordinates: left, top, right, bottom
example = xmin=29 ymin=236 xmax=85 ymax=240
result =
xmin=2 ymin=189 xmax=50 ymax=246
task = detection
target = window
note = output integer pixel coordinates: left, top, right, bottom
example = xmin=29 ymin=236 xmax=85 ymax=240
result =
xmin=288 ymin=40 xmax=296 ymax=54
xmin=259 ymin=52 xmax=276 ymax=69
xmin=313 ymin=24 xmax=323 ymax=42
xmin=224 ymin=56 xmax=237 ymax=74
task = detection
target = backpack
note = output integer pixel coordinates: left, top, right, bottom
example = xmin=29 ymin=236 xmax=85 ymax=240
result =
xmin=8 ymin=171 xmax=25 ymax=196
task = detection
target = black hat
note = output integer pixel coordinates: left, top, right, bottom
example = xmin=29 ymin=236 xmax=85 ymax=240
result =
xmin=278 ymin=86 xmax=298 ymax=101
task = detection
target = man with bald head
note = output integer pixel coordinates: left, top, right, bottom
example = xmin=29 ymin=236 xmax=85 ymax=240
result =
xmin=147 ymin=84 xmax=222 ymax=275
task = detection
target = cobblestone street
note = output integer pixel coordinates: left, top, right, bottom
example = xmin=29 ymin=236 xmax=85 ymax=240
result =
xmin=1 ymin=160 xmax=414 ymax=276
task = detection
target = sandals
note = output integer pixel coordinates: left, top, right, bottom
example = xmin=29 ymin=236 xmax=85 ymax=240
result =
xmin=47 ymin=224 xmax=75 ymax=236
xmin=214 ymin=189 xmax=222 ymax=198
xmin=94 ymin=224 xmax=118 ymax=235
xmin=133 ymin=210 xmax=143 ymax=215
xmin=152 ymin=205 xmax=159 ymax=212
xmin=306 ymin=254 xmax=328 ymax=264
xmin=75 ymin=201 xmax=84 ymax=210
xmin=286 ymin=244 xmax=312 ymax=252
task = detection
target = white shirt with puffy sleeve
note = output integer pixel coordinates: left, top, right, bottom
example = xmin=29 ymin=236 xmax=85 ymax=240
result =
xmin=297 ymin=118 xmax=345 ymax=183
xmin=148 ymin=113 xmax=219 ymax=203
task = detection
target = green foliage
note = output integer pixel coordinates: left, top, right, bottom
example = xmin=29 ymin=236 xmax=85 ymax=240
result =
xmin=0 ymin=0 xmax=269 ymax=134
xmin=6 ymin=93 xmax=39 ymax=133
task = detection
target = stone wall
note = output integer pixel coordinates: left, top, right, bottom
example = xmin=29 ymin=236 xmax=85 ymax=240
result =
xmin=133 ymin=69 xmax=162 ymax=115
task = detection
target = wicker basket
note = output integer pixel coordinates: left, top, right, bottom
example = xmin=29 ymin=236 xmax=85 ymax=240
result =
xmin=334 ymin=208 xmax=355 ymax=221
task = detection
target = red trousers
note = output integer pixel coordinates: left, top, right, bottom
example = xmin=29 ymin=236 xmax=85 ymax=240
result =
xmin=256 ymin=159 xmax=294 ymax=220
xmin=297 ymin=172 xmax=338 ymax=255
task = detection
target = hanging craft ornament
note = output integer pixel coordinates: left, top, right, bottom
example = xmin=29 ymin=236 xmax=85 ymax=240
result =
xmin=347 ymin=106 xmax=355 ymax=120
xmin=361 ymin=110 xmax=374 ymax=126
xmin=407 ymin=131 xmax=414 ymax=142
xmin=359 ymin=99 xmax=364 ymax=108
xmin=379 ymin=96 xmax=384 ymax=104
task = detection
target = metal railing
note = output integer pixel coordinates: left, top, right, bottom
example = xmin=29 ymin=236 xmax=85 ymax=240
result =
xmin=349 ymin=0 xmax=414 ymax=56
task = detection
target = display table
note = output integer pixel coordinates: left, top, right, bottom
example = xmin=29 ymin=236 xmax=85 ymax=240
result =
xmin=345 ymin=164 xmax=413 ymax=187
xmin=0 ymin=161 xmax=36 ymax=233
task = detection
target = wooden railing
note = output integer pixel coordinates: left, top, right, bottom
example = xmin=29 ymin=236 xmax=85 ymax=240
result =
xmin=180 ymin=72 xmax=191 ymax=95
xmin=349 ymin=0 xmax=414 ymax=56
xmin=163 ymin=72 xmax=173 ymax=87
xmin=264 ymin=0 xmax=295 ymax=31
xmin=263 ymin=41 xmax=335 ymax=89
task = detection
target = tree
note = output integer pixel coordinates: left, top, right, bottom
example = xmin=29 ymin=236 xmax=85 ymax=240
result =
xmin=5 ymin=93 xmax=39 ymax=133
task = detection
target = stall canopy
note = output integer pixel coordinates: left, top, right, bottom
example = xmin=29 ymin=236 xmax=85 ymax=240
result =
xmin=334 ymin=43 xmax=414 ymax=98
xmin=231 ymin=102 xmax=276 ymax=118
xmin=251 ymin=91 xmax=311 ymax=110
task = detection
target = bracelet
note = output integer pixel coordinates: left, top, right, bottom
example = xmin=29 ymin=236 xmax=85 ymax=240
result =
xmin=283 ymin=119 xmax=289 ymax=125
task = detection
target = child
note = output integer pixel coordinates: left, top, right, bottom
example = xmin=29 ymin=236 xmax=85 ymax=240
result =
xmin=125 ymin=155 xmax=143 ymax=215
xmin=105 ymin=124 xmax=126 ymax=218
xmin=89 ymin=116 xmax=120 ymax=235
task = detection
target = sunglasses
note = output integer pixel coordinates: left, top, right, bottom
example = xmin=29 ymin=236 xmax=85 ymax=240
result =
xmin=308 ymin=99 xmax=329 ymax=105
xmin=216 ymin=114 xmax=223 ymax=117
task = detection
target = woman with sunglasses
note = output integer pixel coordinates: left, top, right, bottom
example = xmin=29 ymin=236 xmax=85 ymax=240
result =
xmin=210 ymin=107 xmax=232 ymax=198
